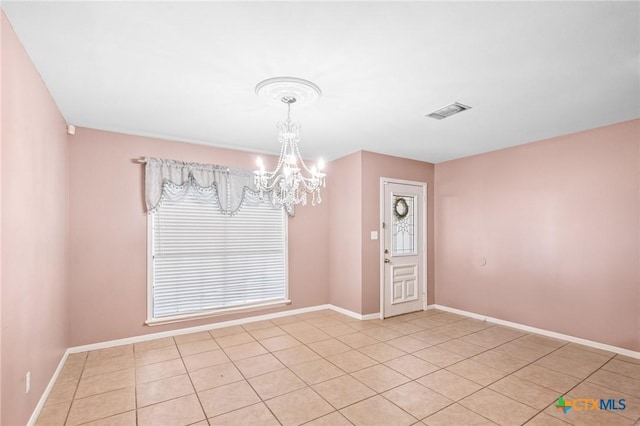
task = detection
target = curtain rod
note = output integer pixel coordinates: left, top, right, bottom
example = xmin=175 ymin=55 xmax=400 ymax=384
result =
xmin=134 ymin=158 xmax=231 ymax=172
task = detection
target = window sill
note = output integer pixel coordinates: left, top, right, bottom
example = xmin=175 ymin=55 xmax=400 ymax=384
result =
xmin=145 ymin=299 xmax=292 ymax=326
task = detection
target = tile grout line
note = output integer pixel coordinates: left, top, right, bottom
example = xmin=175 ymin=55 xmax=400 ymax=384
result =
xmin=65 ymin=349 xmax=138 ymax=425
xmin=598 ymin=357 xmax=640 ymax=382
xmin=63 ymin=354 xmax=87 ymax=426
xmin=173 ymin=335 xmax=216 ymax=426
xmin=132 ymin=344 xmax=139 ymax=426
xmin=219 ymin=336 xmax=284 ymax=426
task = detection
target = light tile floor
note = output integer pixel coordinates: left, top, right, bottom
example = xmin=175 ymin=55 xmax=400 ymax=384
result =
xmin=36 ymin=309 xmax=640 ymax=426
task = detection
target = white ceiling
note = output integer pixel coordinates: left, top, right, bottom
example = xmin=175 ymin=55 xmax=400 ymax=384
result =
xmin=3 ymin=1 xmax=639 ymax=163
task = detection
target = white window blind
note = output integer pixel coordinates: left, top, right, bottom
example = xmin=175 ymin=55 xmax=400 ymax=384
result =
xmin=149 ymin=188 xmax=287 ymax=321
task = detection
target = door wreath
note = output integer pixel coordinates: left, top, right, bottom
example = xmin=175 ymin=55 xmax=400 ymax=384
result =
xmin=393 ymin=197 xmax=409 ymax=219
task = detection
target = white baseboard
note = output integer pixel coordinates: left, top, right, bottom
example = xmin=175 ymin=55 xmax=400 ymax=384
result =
xmin=68 ymin=304 xmax=335 ymax=354
xmin=67 ymin=304 xmax=380 ymax=354
xmin=362 ymin=312 xmax=382 ymax=320
xmin=67 ymin=304 xmax=383 ymax=355
xmin=328 ymin=304 xmax=380 ymax=320
xmin=429 ymin=304 xmax=640 ymax=359
xmin=27 ymin=351 xmax=69 ymax=426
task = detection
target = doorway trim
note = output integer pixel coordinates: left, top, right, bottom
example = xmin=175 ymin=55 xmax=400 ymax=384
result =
xmin=379 ymin=177 xmax=428 ymax=319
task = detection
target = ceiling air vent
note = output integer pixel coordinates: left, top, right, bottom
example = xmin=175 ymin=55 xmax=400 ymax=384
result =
xmin=426 ymin=102 xmax=471 ymax=120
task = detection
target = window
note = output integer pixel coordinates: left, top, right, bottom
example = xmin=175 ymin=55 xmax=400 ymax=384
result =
xmin=147 ymin=186 xmax=288 ymax=324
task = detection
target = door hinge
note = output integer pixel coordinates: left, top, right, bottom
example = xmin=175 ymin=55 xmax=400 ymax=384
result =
xmin=382 ymin=222 xmax=386 ymax=229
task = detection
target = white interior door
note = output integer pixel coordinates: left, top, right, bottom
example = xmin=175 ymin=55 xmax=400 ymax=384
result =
xmin=382 ymin=181 xmax=425 ymax=318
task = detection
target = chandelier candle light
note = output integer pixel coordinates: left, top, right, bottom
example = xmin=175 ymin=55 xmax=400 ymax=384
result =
xmin=254 ymin=77 xmax=326 ymax=212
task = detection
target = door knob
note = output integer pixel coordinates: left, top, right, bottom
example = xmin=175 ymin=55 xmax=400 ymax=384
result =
xmin=384 ymin=258 xmax=391 ymax=263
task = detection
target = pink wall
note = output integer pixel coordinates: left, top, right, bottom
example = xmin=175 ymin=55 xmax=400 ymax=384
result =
xmin=0 ymin=12 xmax=4 ymax=423
xmin=327 ymin=152 xmax=363 ymax=313
xmin=1 ymin=12 xmax=70 ymax=425
xmin=327 ymin=151 xmax=435 ymax=316
xmin=361 ymin=151 xmax=435 ymax=314
xmin=435 ymin=119 xmax=640 ymax=351
xmin=68 ymin=128 xmax=329 ymax=346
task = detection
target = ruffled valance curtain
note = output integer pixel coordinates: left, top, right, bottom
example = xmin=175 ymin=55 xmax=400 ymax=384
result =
xmin=144 ymin=157 xmax=277 ymax=215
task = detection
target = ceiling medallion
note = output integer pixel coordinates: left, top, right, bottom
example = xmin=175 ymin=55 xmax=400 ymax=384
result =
xmin=254 ymin=77 xmax=326 ymax=213
xmin=255 ymin=77 xmax=322 ymax=108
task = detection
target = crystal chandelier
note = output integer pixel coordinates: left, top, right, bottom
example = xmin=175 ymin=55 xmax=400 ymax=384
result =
xmin=254 ymin=77 xmax=326 ymax=212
